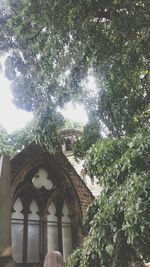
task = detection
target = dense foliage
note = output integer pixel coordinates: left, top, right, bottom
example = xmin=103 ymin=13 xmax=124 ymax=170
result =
xmin=73 ymin=121 xmax=101 ymax=159
xmin=64 ymin=118 xmax=84 ymax=131
xmin=0 ymin=0 xmax=150 ymax=266
xmin=0 ymin=118 xmax=83 ymax=157
xmin=68 ymin=127 xmax=150 ymax=267
xmin=1 ymin=0 xmax=150 ymax=136
xmin=0 ymin=122 xmax=34 ymax=157
xmin=0 ymin=125 xmax=14 ymax=156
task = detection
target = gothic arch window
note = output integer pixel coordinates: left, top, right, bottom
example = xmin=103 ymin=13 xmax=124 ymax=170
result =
xmin=11 ymin=198 xmax=41 ymax=264
xmin=11 ymin=166 xmax=77 ymax=265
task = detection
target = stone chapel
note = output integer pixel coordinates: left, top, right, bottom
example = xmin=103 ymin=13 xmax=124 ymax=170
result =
xmin=0 ymin=129 xmax=95 ymax=267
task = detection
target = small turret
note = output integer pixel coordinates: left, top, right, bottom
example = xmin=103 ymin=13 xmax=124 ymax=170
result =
xmin=59 ymin=128 xmax=82 ymax=157
xmin=59 ymin=128 xmax=101 ymax=197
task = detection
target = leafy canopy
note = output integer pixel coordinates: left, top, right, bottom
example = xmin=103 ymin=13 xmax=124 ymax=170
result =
xmin=1 ymin=0 xmax=150 ymax=137
xmin=68 ymin=127 xmax=150 ymax=267
xmin=0 ymin=121 xmax=34 ymax=157
xmin=0 ymin=125 xmax=14 ymax=156
xmin=0 ymin=0 xmax=150 ymax=266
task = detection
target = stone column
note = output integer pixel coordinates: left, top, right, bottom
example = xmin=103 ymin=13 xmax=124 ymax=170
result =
xmin=0 ymin=156 xmax=16 ymax=267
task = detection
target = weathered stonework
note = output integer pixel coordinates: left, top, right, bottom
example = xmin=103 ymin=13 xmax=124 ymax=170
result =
xmin=0 ymin=143 xmax=94 ymax=266
xmin=0 ymin=156 xmax=16 ymax=267
xmin=10 ymin=143 xmax=94 ymax=215
xmin=53 ymin=150 xmax=94 ymax=213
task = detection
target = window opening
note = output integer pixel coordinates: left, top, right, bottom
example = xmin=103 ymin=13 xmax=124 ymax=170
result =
xmin=62 ymin=204 xmax=73 ymax=263
xmin=47 ymin=202 xmax=59 ymax=251
xmin=11 ymin=198 xmax=24 ymax=263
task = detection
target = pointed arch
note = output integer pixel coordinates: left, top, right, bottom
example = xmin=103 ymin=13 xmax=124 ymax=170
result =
xmin=62 ymin=203 xmax=73 ymax=263
xmin=47 ymin=201 xmax=59 ymax=252
xmin=11 ymin=198 xmax=24 ymax=263
xmin=27 ymin=200 xmax=40 ymax=263
xmin=10 ymin=143 xmax=93 ymax=265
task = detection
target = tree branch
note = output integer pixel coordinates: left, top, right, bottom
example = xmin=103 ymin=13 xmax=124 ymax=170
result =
xmin=27 ymin=27 xmax=45 ymax=41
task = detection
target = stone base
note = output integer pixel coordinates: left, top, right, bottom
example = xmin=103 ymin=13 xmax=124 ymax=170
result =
xmin=0 ymin=257 xmax=16 ymax=267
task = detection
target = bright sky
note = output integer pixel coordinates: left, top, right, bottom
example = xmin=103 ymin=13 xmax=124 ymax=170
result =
xmin=0 ymin=73 xmax=34 ymax=133
xmin=0 ymin=72 xmax=89 ymax=133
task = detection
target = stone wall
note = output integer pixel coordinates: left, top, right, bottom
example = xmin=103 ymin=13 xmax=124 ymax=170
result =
xmin=0 ymin=156 xmax=16 ymax=267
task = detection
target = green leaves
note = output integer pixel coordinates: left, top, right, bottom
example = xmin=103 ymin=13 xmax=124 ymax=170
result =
xmin=0 ymin=121 xmax=34 ymax=157
xmin=1 ymin=0 xmax=149 ymax=130
xmin=73 ymin=121 xmax=101 ymax=159
xmin=0 ymin=1 xmax=150 ymax=265
xmin=73 ymin=133 xmax=150 ymax=266
xmin=0 ymin=125 xmax=14 ymax=157
xmin=67 ymin=127 xmax=150 ymax=266
xmin=0 ymin=0 xmax=149 ymax=153
xmin=34 ymin=102 xmax=64 ymax=152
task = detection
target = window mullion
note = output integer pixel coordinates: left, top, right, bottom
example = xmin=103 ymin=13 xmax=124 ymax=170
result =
xmin=58 ymin=212 xmax=63 ymax=254
xmin=23 ymin=212 xmax=28 ymax=263
xmin=40 ymin=214 xmax=44 ymax=263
